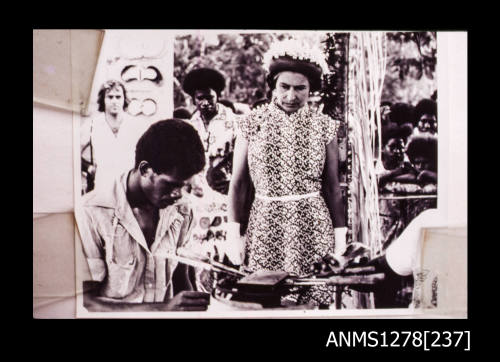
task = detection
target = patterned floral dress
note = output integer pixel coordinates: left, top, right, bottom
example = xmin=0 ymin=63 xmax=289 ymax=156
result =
xmin=239 ymin=100 xmax=340 ymax=305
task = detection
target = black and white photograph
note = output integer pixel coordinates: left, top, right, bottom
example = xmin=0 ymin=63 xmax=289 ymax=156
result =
xmin=59 ymin=29 xmax=465 ymax=318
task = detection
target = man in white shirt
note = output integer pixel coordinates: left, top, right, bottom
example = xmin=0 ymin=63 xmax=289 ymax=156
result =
xmin=81 ymin=80 xmax=149 ymax=193
xmin=349 ymin=208 xmax=443 ymax=308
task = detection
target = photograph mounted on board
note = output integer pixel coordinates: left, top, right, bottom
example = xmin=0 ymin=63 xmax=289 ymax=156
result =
xmin=74 ymin=30 xmax=443 ymax=317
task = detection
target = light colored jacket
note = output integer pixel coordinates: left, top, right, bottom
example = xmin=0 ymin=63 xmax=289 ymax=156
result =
xmin=77 ymin=172 xmax=194 ymax=303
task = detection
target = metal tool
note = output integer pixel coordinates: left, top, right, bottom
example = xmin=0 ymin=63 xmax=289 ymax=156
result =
xmin=164 ymin=252 xmax=248 ymax=278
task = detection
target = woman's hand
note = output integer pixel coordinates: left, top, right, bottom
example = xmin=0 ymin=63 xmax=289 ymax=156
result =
xmin=221 ymin=222 xmax=246 ymax=265
xmin=334 ymin=227 xmax=348 ymax=256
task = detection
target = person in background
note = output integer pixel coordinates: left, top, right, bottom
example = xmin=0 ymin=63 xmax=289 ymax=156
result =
xmin=182 ymin=67 xmax=238 ymax=196
xmin=227 ymin=40 xmax=346 ymax=307
xmin=412 ymin=98 xmax=437 ymax=136
xmin=182 ymin=67 xmax=240 ymax=290
xmin=81 ymin=80 xmax=149 ymax=194
xmin=382 ymin=134 xmax=438 ymax=248
xmin=389 ymin=102 xmax=415 ymax=130
xmin=406 ymin=134 xmax=438 ymax=188
xmin=351 ymin=208 xmax=441 ymax=308
xmin=376 ymin=124 xmax=414 ymax=249
xmin=380 ymin=101 xmax=393 ymax=128
xmin=377 ymin=123 xmax=414 ymax=188
xmin=78 ymin=119 xmax=209 ymax=312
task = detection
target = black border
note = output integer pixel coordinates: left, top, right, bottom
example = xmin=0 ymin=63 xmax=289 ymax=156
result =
xmin=32 ymin=20 xmax=473 ymax=355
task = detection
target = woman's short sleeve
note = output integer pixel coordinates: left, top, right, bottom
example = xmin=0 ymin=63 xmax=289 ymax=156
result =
xmin=325 ymin=116 xmax=340 ymax=144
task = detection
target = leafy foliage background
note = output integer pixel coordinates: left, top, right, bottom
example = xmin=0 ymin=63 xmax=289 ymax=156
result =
xmin=174 ymin=31 xmax=436 ymax=111
xmin=382 ymin=32 xmax=437 ymax=104
xmin=174 ymin=32 xmax=325 ymax=110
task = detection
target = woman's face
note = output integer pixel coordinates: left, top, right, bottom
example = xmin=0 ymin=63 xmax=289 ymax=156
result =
xmin=417 ymin=113 xmax=437 ymax=134
xmin=383 ymin=138 xmax=405 ymax=165
xmin=381 ymin=105 xmax=391 ymax=124
xmin=274 ymin=71 xmax=310 ymax=114
xmin=412 ymin=156 xmax=431 ymax=173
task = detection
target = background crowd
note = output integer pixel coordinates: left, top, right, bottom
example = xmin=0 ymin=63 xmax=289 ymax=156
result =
xmin=377 ymin=96 xmax=438 ymax=250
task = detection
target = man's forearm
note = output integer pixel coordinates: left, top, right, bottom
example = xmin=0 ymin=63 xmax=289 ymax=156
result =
xmin=83 ymin=291 xmax=171 ymax=312
xmin=82 ymin=280 xmax=170 ymax=312
xmin=82 ymin=281 xmax=209 ymax=312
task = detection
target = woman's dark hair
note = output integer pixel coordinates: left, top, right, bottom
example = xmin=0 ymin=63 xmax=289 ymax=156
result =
xmin=97 ymin=80 xmax=130 ymax=112
xmin=414 ymin=98 xmax=437 ymax=125
xmin=406 ymin=135 xmax=438 ymax=171
xmin=382 ymin=124 xmax=413 ymax=147
xmin=389 ymin=102 xmax=415 ymax=126
xmin=135 ymin=119 xmax=206 ymax=179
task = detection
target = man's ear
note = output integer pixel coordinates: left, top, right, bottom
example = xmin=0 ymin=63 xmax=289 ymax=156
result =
xmin=138 ymin=161 xmax=152 ymax=177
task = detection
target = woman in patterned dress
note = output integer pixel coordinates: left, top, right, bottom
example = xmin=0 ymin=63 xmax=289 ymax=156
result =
xmin=226 ymin=41 xmax=347 ymax=306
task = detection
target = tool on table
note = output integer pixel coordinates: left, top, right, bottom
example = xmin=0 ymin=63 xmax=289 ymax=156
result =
xmin=166 ymin=246 xmax=385 ymax=309
xmin=164 ymin=250 xmax=248 ymax=278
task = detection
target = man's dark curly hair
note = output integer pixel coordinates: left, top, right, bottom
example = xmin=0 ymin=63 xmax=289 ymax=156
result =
xmin=414 ymin=98 xmax=437 ymax=125
xmin=97 ymin=80 xmax=130 ymax=112
xmin=135 ymin=119 xmax=206 ymax=179
xmin=406 ymin=135 xmax=438 ymax=172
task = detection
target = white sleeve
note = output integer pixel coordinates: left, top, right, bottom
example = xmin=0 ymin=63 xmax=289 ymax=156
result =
xmin=385 ymin=209 xmax=440 ymax=276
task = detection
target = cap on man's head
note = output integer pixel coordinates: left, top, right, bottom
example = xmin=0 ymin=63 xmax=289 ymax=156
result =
xmin=182 ymin=68 xmax=226 ymax=98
